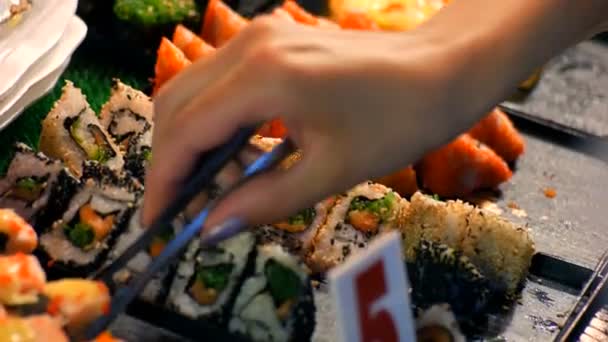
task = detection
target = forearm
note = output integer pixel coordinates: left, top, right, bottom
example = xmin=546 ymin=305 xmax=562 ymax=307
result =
xmin=413 ymin=0 xmax=608 ymax=133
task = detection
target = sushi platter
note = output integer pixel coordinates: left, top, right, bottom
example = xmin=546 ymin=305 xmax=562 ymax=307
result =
xmin=0 ymin=0 xmax=608 ymax=342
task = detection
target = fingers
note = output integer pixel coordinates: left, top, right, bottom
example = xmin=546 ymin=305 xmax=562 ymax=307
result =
xmin=204 ymin=153 xmax=337 ymax=229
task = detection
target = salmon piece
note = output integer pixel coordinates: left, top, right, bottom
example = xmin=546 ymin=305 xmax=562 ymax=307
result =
xmin=468 ymin=108 xmax=525 ymax=162
xmin=281 ymin=0 xmax=318 ymax=25
xmin=201 ymin=0 xmax=248 ymax=47
xmin=256 ymin=118 xmax=288 ymax=138
xmin=79 ymin=204 xmax=114 ymax=241
xmin=338 ymin=11 xmax=380 ymax=30
xmin=172 ymin=24 xmax=216 ymax=61
xmin=375 ymin=166 xmax=418 ymax=197
xmin=0 ymin=208 xmax=37 ymax=254
xmin=418 ymin=134 xmax=512 ymax=197
xmin=153 ymin=38 xmax=192 ymax=95
xmin=347 ymin=210 xmax=381 ymax=233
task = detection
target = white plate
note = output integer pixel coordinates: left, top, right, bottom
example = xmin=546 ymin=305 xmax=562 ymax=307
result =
xmin=0 ymin=59 xmax=69 ymax=130
xmin=0 ymin=0 xmax=77 ymax=100
xmin=0 ymin=15 xmax=87 ymax=127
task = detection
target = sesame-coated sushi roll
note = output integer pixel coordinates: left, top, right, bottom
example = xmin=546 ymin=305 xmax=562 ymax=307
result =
xmin=38 ymin=162 xmax=141 ymax=276
xmin=0 ymin=253 xmax=46 ymax=306
xmin=307 ymin=182 xmax=407 ymax=272
xmin=167 ymin=232 xmax=256 ymax=325
xmin=0 ymin=143 xmax=79 ymax=226
xmin=123 ymin=129 xmax=153 ymax=184
xmin=228 ymin=243 xmax=315 ymax=342
xmin=400 ymin=192 xmax=535 ymax=295
xmin=0 ymin=209 xmax=37 ymax=254
xmin=99 ymin=79 xmax=154 ymax=152
xmin=107 ymin=202 xmax=183 ymax=303
xmin=39 ymin=81 xmax=124 ymax=177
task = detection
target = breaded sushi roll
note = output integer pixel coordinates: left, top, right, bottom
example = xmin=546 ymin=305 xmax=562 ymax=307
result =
xmin=123 ymin=128 xmax=152 ymax=183
xmin=228 ymin=243 xmax=315 ymax=342
xmin=307 ymin=182 xmax=407 ymax=272
xmin=107 ymin=202 xmax=183 ymax=303
xmin=0 ymin=253 xmax=46 ymax=306
xmin=257 ymin=197 xmax=336 ymax=257
xmin=0 ymin=143 xmax=79 ymax=226
xmin=39 ymin=162 xmax=141 ymax=275
xmin=39 ymin=81 xmax=124 ymax=177
xmin=0 ymin=314 xmax=69 ymax=342
xmin=99 ymin=79 xmax=154 ymax=152
xmin=43 ymin=279 xmax=111 ymax=337
xmin=167 ymin=232 xmax=256 ymax=324
xmin=0 ymin=209 xmax=37 ymax=254
xmin=400 ymin=192 xmax=535 ymax=294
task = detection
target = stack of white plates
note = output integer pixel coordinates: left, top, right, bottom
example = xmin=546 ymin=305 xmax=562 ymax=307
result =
xmin=0 ymin=0 xmax=86 ymax=130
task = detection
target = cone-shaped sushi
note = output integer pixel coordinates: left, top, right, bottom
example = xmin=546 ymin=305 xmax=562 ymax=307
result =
xmin=201 ymin=0 xmax=248 ymax=47
xmin=38 ymin=162 xmax=141 ymax=276
xmin=99 ymin=79 xmax=154 ymax=152
xmin=399 ymin=192 xmax=535 ymax=295
xmin=107 ymin=202 xmax=183 ymax=303
xmin=0 ymin=209 xmax=37 ymax=254
xmin=172 ymin=24 xmax=216 ymax=61
xmin=39 ymin=81 xmax=124 ymax=177
xmin=418 ymin=134 xmax=512 ymax=198
xmin=307 ymin=182 xmax=407 ymax=272
xmin=153 ymin=37 xmax=192 ymax=95
xmin=167 ymin=232 xmax=256 ymax=325
xmin=0 ymin=143 xmax=79 ymax=228
xmin=281 ymin=0 xmax=319 ymax=25
xmin=228 ymin=243 xmax=315 ymax=342
xmin=468 ymin=108 xmax=525 ymax=163
xmin=375 ymin=166 xmax=419 ymax=198
xmin=0 ymin=314 xmax=69 ymax=342
xmin=0 ymin=253 xmax=46 ymax=305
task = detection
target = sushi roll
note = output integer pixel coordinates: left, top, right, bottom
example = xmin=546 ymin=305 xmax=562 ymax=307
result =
xmin=416 ymin=304 xmax=466 ymax=342
xmin=400 ymin=192 xmax=535 ymax=295
xmin=167 ymin=232 xmax=256 ymax=324
xmin=256 ymin=196 xmax=336 ymax=257
xmin=228 ymin=243 xmax=315 ymax=342
xmin=123 ymin=129 xmax=153 ymax=183
xmin=467 ymin=108 xmax=525 ymax=163
xmin=0 ymin=143 xmax=79 ymax=226
xmin=0 ymin=209 xmax=37 ymax=254
xmin=307 ymin=182 xmax=407 ymax=272
xmin=99 ymin=79 xmax=154 ymax=152
xmin=39 ymin=81 xmax=124 ymax=177
xmin=38 ymin=162 xmax=141 ymax=275
xmin=0 ymin=314 xmax=69 ymax=342
xmin=106 ymin=202 xmax=184 ymax=303
xmin=0 ymin=253 xmax=46 ymax=306
xmin=43 ymin=279 xmax=111 ymax=337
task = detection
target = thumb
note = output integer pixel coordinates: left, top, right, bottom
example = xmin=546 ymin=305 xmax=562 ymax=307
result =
xmin=205 ymin=154 xmax=336 ymax=230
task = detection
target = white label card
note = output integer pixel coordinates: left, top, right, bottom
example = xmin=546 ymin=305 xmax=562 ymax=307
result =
xmin=328 ymin=231 xmax=416 ymax=342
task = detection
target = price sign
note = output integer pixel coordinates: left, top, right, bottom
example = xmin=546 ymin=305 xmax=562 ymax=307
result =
xmin=328 ymin=231 xmax=416 ymax=342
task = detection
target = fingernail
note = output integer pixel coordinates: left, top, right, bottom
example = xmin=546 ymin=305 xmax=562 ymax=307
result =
xmin=200 ymin=217 xmax=247 ymax=247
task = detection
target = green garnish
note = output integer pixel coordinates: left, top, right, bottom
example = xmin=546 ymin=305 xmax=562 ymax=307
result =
xmin=0 ymin=232 xmax=8 ymax=252
xmin=287 ymin=208 xmax=316 ymax=226
xmin=157 ymin=226 xmax=174 ymax=242
xmin=91 ymin=147 xmax=110 ymax=163
xmin=196 ymin=264 xmax=234 ymax=291
xmin=142 ymin=149 xmax=152 ymax=162
xmin=63 ymin=222 xmax=95 ymax=249
xmin=348 ymin=192 xmax=396 ymax=221
xmin=16 ymin=177 xmax=39 ymax=191
xmin=265 ymin=260 xmax=302 ymax=304
xmin=114 ymin=0 xmax=199 ymax=27
xmin=69 ymin=118 xmax=84 ymax=145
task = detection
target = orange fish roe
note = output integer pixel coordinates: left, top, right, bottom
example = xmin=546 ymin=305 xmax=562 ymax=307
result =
xmin=543 ymin=187 xmax=557 ymax=198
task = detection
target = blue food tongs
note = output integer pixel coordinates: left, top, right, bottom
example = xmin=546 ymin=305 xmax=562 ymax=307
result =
xmin=85 ymin=126 xmax=294 ymax=340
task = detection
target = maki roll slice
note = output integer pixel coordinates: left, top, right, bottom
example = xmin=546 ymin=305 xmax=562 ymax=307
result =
xmin=0 ymin=209 xmax=37 ymax=254
xmin=39 ymin=81 xmax=124 ymax=177
xmin=38 ymin=162 xmax=141 ymax=276
xmin=228 ymin=243 xmax=315 ymax=342
xmin=256 ymin=197 xmax=336 ymax=257
xmin=307 ymin=182 xmax=407 ymax=273
xmin=106 ymin=202 xmax=184 ymax=303
xmin=167 ymin=232 xmax=256 ymax=325
xmin=99 ymin=79 xmax=154 ymax=152
xmin=0 ymin=143 xmax=79 ymax=227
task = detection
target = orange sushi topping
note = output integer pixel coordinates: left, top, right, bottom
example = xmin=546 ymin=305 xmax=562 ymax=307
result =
xmin=154 ymin=38 xmax=192 ymax=95
xmin=281 ymin=0 xmax=318 ymax=25
xmin=201 ymin=0 xmax=248 ymax=48
xmin=172 ymin=24 xmax=216 ymax=61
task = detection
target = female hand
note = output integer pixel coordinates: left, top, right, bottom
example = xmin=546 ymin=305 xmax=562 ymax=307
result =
xmin=142 ymin=16 xmax=471 ymax=229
